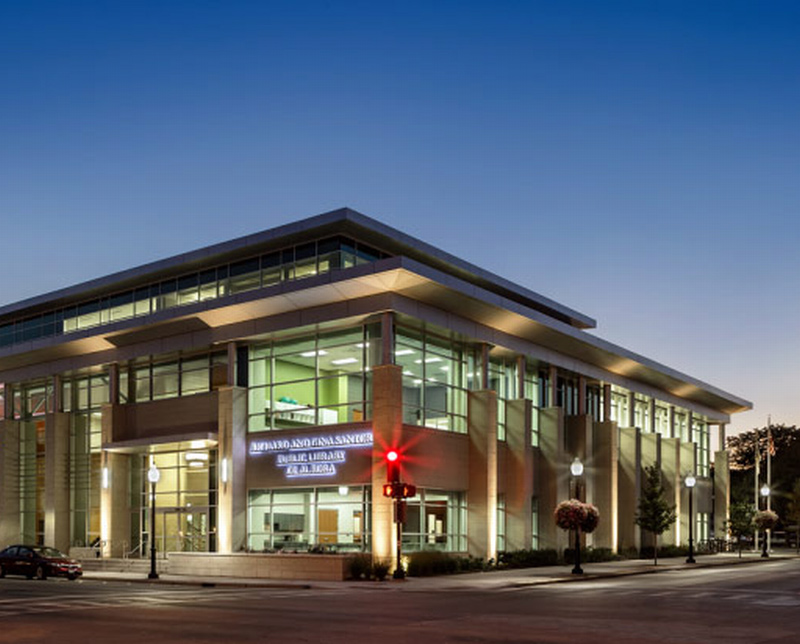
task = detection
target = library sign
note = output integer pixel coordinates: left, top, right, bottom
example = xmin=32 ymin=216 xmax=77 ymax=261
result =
xmin=249 ymin=429 xmax=374 ymax=479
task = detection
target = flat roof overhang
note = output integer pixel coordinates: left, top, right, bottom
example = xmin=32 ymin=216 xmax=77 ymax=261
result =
xmin=0 ymin=256 xmax=751 ymax=417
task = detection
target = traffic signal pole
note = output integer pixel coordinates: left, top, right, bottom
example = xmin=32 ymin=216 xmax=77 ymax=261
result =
xmin=394 ymin=499 xmax=405 ymax=579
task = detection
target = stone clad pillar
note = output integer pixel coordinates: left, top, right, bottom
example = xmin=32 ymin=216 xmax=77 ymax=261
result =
xmin=218 ymin=386 xmax=247 ymax=553
xmin=505 ymin=399 xmax=533 ymax=551
xmin=45 ymin=412 xmax=71 ymax=553
xmin=468 ymin=389 xmax=498 ymax=561
xmin=0 ymin=420 xmax=21 ymax=545
xmin=101 ymin=403 xmax=132 ymax=557
xmin=371 ymin=364 xmax=403 ymax=567
xmin=538 ymin=406 xmax=566 ymax=551
xmin=714 ymin=449 xmax=730 ymax=540
xmin=661 ymin=438 xmax=681 ymax=546
xmin=592 ymin=420 xmax=618 ymax=551
xmin=618 ymin=427 xmax=641 ymax=551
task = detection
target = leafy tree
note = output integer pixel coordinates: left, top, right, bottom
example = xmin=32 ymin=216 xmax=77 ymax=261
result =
xmin=786 ymin=479 xmax=800 ymax=554
xmin=727 ymin=501 xmax=755 ymax=558
xmin=635 ymin=465 xmax=677 ymax=565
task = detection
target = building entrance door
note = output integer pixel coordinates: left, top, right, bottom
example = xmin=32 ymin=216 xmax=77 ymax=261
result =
xmin=159 ymin=507 xmax=210 ymax=552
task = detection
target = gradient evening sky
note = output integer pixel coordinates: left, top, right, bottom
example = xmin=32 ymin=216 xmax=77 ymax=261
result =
xmin=2 ymin=1 xmax=800 ymax=442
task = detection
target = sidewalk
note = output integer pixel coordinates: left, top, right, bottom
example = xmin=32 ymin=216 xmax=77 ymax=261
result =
xmin=81 ymin=550 xmax=798 ymax=591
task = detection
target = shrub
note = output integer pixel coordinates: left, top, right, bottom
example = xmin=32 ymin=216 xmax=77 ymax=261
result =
xmin=347 ymin=553 xmax=373 ymax=580
xmin=407 ymin=551 xmax=459 ymax=577
xmin=564 ymin=547 xmax=619 ymax=564
xmin=372 ymin=561 xmax=391 ymax=581
xmin=497 ymin=549 xmax=559 ymax=569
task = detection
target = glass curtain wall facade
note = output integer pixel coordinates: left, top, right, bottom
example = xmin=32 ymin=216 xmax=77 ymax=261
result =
xmin=65 ymin=373 xmax=108 ymax=548
xmin=248 ymin=324 xmax=380 ymax=432
xmin=395 ymin=325 xmax=472 ymax=433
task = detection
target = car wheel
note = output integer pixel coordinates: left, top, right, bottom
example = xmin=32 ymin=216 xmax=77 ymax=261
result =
xmin=35 ymin=565 xmax=46 ymax=581
xmin=67 ymin=574 xmax=78 ymax=581
xmin=0 ymin=564 xmax=5 ymax=578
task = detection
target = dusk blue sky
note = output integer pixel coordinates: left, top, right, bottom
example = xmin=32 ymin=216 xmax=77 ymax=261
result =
xmin=3 ymin=1 xmax=800 ymax=440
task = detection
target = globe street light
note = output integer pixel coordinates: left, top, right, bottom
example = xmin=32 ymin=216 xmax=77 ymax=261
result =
xmin=760 ymin=484 xmax=770 ymax=558
xmin=685 ymin=474 xmax=697 ymax=564
xmin=571 ymin=457 xmax=584 ymax=575
xmin=148 ymin=463 xmax=161 ymax=580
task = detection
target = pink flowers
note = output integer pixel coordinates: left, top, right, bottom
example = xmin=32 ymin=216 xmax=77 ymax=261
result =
xmin=754 ymin=509 xmax=778 ymax=531
xmin=555 ymin=499 xmax=600 ymax=533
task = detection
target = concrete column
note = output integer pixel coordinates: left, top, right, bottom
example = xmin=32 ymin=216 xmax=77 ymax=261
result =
xmin=506 ymin=399 xmax=533 ymax=551
xmin=100 ymin=449 xmax=132 ymax=557
xmin=0 ymin=420 xmax=21 ymax=545
xmin=480 ymin=344 xmax=491 ymax=391
xmin=565 ymin=413 xmax=594 ymax=547
xmin=45 ymin=412 xmax=71 ymax=553
xmin=548 ymin=366 xmax=557 ymax=407
xmin=371 ymin=364 xmax=403 ymax=566
xmin=108 ymin=363 xmax=120 ymax=405
xmin=669 ymin=406 xmax=676 ymax=439
xmin=538 ymin=407 xmax=567 ymax=551
xmin=577 ymin=377 xmax=587 ymax=416
xmin=592 ymin=421 xmax=618 ymax=551
xmin=565 ymin=415 xmax=593 ymax=504
xmin=53 ymin=375 xmax=63 ymax=413
xmin=628 ymin=392 xmax=636 ymax=428
xmin=618 ymin=427 xmax=641 ymax=552
xmin=679 ymin=441 xmax=697 ymax=545
xmin=718 ymin=423 xmax=727 ymax=453
xmin=661 ymin=438 xmax=681 ymax=546
xmin=602 ymin=384 xmax=612 ymax=422
xmin=714 ymin=449 xmax=730 ymax=540
xmin=516 ymin=356 xmax=526 ymax=401
xmin=468 ymin=389 xmax=498 ymax=561
xmin=227 ymin=342 xmax=237 ymax=387
xmin=381 ymin=312 xmax=394 ymax=365
xmin=649 ymin=398 xmax=656 ymax=434
xmin=217 ymin=386 xmax=248 ymax=553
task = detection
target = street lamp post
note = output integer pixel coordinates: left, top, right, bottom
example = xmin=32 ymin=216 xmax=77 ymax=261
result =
xmin=685 ymin=474 xmax=697 ymax=564
xmin=148 ymin=463 xmax=161 ymax=580
xmin=570 ymin=457 xmax=584 ymax=575
xmin=760 ymin=484 xmax=770 ymax=558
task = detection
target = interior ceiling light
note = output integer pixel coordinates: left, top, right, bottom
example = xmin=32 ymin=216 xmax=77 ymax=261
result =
xmin=395 ymin=349 xmax=415 ymax=356
xmin=300 ymin=350 xmax=328 ymax=358
xmin=331 ymin=357 xmax=359 ymax=365
xmin=185 ymin=452 xmax=209 ymax=462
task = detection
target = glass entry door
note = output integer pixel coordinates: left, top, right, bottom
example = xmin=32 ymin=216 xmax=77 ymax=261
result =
xmin=160 ymin=507 xmax=209 ymax=552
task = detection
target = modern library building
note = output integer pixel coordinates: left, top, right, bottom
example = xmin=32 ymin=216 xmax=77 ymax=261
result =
xmin=0 ymin=209 xmax=750 ymax=575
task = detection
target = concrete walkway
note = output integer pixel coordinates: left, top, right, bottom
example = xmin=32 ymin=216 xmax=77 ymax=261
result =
xmin=80 ymin=550 xmax=798 ymax=591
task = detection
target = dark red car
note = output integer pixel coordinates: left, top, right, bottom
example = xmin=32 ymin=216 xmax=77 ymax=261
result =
xmin=0 ymin=545 xmax=82 ymax=580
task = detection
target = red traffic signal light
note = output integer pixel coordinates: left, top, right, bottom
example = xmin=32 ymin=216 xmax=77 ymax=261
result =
xmin=385 ymin=449 xmax=400 ymax=482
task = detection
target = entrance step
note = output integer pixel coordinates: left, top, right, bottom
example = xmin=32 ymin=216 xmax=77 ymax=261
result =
xmin=78 ymin=557 xmax=169 ymax=574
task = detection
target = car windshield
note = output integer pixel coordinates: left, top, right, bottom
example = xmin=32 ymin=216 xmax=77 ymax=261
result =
xmin=32 ymin=547 xmax=65 ymax=558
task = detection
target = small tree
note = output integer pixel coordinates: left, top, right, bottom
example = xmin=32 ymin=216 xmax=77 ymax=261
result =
xmin=635 ymin=465 xmax=677 ymax=565
xmin=727 ymin=501 xmax=755 ymax=558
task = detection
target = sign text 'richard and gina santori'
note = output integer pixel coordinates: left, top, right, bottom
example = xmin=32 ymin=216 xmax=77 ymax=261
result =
xmin=249 ymin=429 xmax=374 ymax=479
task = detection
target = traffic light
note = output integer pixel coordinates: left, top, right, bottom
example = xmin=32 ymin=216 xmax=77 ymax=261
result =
xmin=382 ymin=481 xmax=416 ymax=499
xmin=385 ymin=449 xmax=400 ymax=482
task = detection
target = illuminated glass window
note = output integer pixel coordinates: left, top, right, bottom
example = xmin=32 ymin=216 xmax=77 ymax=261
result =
xmin=400 ymin=490 xmax=467 ymax=553
xmin=247 ymin=486 xmax=371 ymax=552
xmin=248 ymin=324 xmax=376 ymax=432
